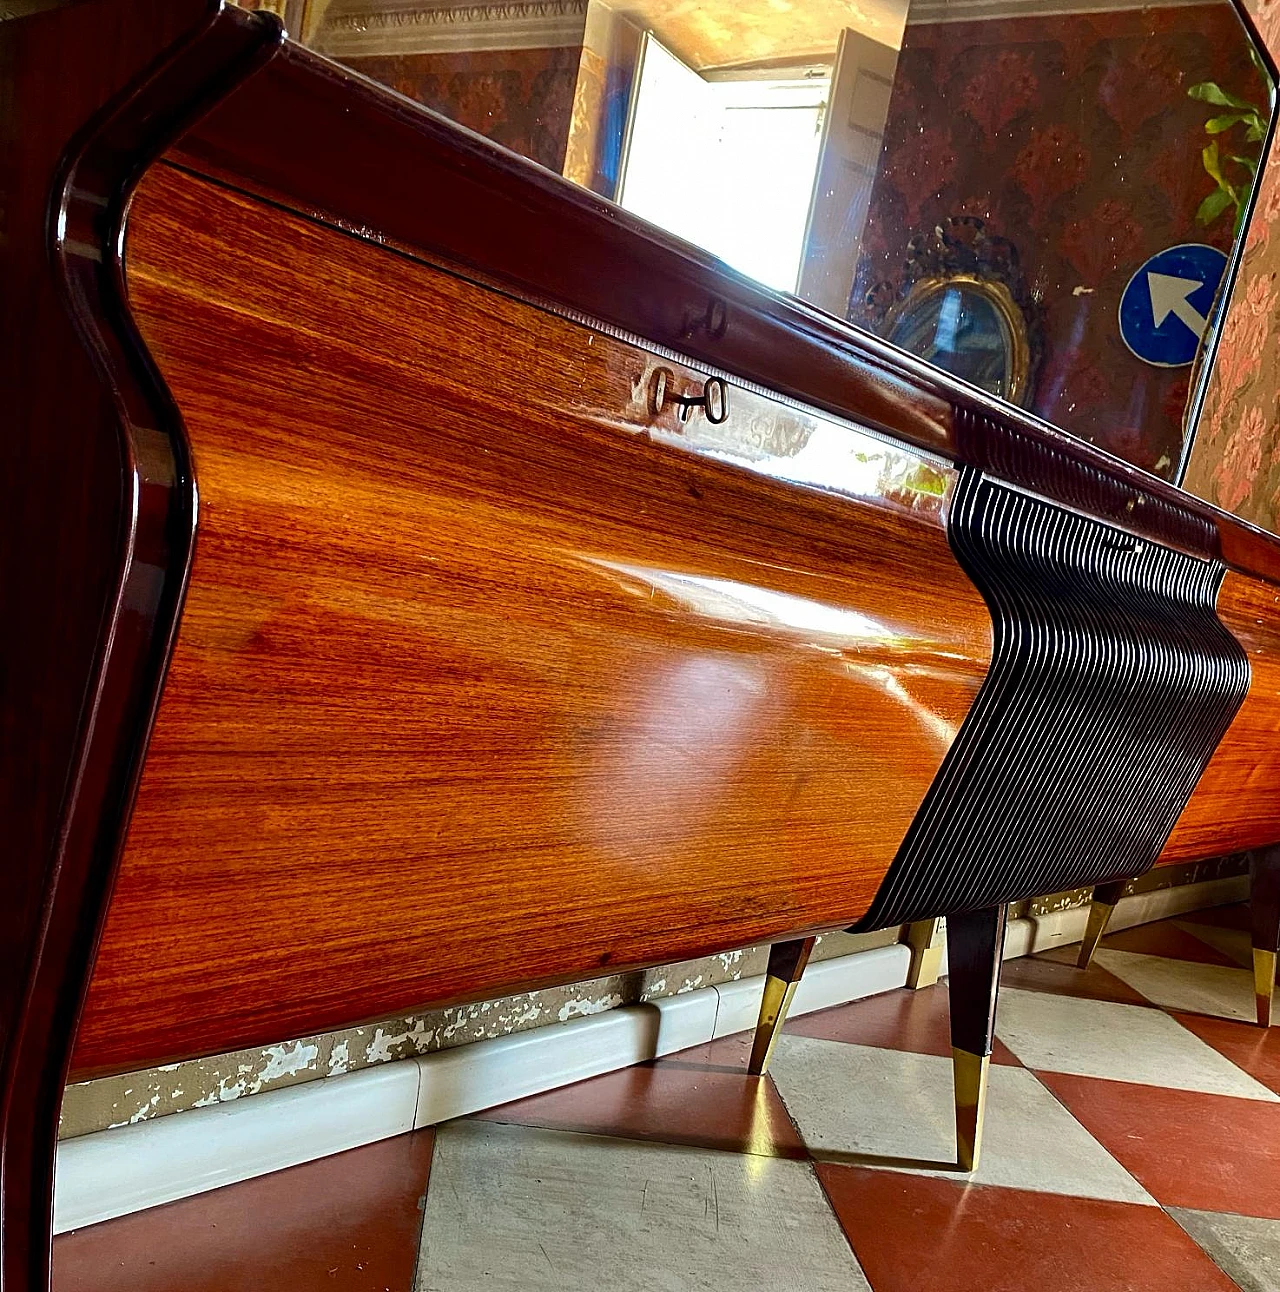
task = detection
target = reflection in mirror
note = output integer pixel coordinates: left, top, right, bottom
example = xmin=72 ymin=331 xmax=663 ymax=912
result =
xmin=291 ymin=0 xmax=1274 ymax=482
xmin=888 ymin=280 xmax=1021 ymax=402
xmin=868 ymin=216 xmax=1037 ymax=405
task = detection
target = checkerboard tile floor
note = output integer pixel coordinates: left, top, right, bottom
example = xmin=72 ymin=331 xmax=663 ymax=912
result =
xmin=54 ymin=902 xmax=1280 ymax=1291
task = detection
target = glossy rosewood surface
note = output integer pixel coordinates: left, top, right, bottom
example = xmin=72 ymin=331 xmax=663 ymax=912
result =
xmin=166 ymin=37 xmax=1280 ymax=586
xmin=71 ymin=164 xmax=992 ymax=1077
xmin=1161 ymin=571 xmax=1280 ymax=862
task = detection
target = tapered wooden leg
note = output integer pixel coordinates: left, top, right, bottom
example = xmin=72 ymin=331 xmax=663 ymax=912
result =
xmin=947 ymin=905 xmax=1007 ymax=1173
xmin=905 ymin=918 xmax=945 ymax=989
xmin=748 ymin=937 xmax=816 ymax=1075
xmin=1251 ymin=847 xmax=1280 ymax=1028
xmin=1076 ymin=880 xmax=1126 ymax=969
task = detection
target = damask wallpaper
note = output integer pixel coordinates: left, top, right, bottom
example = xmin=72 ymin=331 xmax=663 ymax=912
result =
xmin=342 ymin=47 xmax=580 ymax=172
xmin=850 ymin=5 xmax=1259 ymax=476
xmin=1184 ymin=0 xmax=1280 ymax=527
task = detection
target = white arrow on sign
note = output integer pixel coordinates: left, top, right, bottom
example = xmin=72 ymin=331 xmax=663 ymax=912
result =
xmin=1147 ymin=271 xmax=1208 ymax=339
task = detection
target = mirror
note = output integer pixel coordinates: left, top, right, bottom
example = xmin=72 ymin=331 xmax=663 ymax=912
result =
xmin=860 ymin=215 xmax=1037 ymax=405
xmin=278 ymin=0 xmax=1275 ymax=486
xmin=886 ymin=278 xmax=1028 ymax=403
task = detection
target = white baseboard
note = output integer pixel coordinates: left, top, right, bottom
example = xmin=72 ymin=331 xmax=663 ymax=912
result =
xmin=53 ymin=873 xmax=1246 ymax=1233
xmin=54 ymin=943 xmax=908 ymax=1234
xmin=54 ymin=1055 xmax=420 ymax=1235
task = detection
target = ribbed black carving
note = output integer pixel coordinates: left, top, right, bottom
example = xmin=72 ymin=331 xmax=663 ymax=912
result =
xmin=953 ymin=408 xmax=1220 ymax=560
xmin=856 ymin=468 xmax=1249 ymax=931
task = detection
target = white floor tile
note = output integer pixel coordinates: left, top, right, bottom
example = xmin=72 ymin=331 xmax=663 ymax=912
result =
xmin=417 ymin=1121 xmax=870 ymax=1292
xmin=994 ymin=986 xmax=1277 ymax=1100
xmin=766 ymin=1036 xmax=1153 ymax=1203
xmin=1171 ymin=1208 xmax=1280 ymax=1292
xmin=1094 ymin=948 xmax=1260 ymax=1025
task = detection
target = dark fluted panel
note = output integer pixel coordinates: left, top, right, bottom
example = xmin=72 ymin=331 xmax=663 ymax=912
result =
xmin=857 ymin=467 xmax=1249 ymax=930
xmin=954 ymin=409 xmax=1220 ymax=560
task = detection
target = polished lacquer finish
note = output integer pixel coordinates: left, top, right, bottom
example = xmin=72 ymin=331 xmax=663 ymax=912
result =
xmin=171 ymin=37 xmax=1280 ymax=588
xmin=0 ymin=3 xmax=282 ymax=1288
xmin=71 ymin=164 xmax=991 ymax=1076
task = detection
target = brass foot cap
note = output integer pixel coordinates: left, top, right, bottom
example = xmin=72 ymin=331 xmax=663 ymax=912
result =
xmin=748 ymin=977 xmax=800 ymax=1075
xmin=1255 ymin=950 xmax=1277 ymax=1029
xmin=1076 ymin=901 xmax=1116 ymax=970
xmin=952 ymin=1047 xmax=991 ymax=1174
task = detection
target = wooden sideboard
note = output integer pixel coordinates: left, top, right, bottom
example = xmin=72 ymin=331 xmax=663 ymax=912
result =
xmin=3 ymin=2 xmax=1279 ymax=1288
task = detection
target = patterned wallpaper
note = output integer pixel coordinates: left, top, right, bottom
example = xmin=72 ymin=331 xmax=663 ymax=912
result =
xmin=342 ymin=47 xmax=580 ymax=172
xmin=850 ymin=5 xmax=1259 ymax=477
xmin=1183 ymin=0 xmax=1280 ymax=527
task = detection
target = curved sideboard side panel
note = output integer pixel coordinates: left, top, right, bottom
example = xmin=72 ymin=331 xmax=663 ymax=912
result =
xmin=0 ymin=4 xmax=281 ymax=1289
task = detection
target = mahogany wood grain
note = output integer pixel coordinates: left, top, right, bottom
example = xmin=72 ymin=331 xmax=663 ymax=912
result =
xmin=1161 ymin=571 xmax=1280 ymax=861
xmin=71 ymin=165 xmax=992 ymax=1077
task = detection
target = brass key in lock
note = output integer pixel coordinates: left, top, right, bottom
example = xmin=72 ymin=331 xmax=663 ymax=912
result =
xmin=649 ymin=368 xmax=729 ymax=425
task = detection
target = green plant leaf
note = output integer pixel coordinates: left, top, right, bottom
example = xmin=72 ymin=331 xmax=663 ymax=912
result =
xmin=1190 ymin=81 xmax=1264 ymax=230
xmin=1205 ymin=112 xmax=1251 ymax=133
xmin=1189 ymin=81 xmax=1256 ymax=110
xmin=1203 ymin=139 xmax=1226 ymax=185
xmin=1197 ymin=186 xmax=1236 ymax=225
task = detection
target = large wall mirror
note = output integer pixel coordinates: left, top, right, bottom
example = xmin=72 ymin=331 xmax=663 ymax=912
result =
xmin=272 ymin=0 xmax=1274 ymax=490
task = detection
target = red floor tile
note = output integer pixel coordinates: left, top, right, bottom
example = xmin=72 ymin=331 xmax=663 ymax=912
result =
xmin=816 ymin=1164 xmax=1238 ymax=1292
xmin=1172 ymin=1010 xmax=1280 ymax=1096
xmin=1039 ymin=1071 xmax=1280 ymax=1217
xmin=998 ymin=945 xmax=1152 ymax=1005
xmin=53 ymin=1130 xmax=434 ymax=1292
xmin=1100 ymin=918 xmax=1240 ymax=966
xmin=658 ymin=1029 xmax=755 ymax=1072
xmin=783 ymin=984 xmax=1020 ymax=1064
xmin=473 ymin=1034 xmax=807 ymax=1158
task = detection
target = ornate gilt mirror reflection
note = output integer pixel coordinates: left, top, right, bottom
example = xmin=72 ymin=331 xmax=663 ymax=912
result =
xmin=860 ymin=217 xmax=1038 ymax=407
xmin=885 ymin=277 xmax=1030 ymax=405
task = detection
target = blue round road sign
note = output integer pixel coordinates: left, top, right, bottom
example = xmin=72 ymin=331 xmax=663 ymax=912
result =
xmin=1118 ymin=243 xmax=1227 ymax=368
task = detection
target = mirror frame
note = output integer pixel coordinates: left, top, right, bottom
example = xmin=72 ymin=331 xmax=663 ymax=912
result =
xmin=884 ymin=273 xmax=1033 ymax=408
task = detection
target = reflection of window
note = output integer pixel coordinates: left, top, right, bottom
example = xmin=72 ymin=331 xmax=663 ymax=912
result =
xmin=617 ymin=35 xmax=826 ymax=293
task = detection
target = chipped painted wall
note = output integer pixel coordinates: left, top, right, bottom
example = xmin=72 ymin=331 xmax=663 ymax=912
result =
xmin=57 ymin=929 xmax=892 ymax=1138
xmin=58 ymin=857 xmax=1243 ymax=1139
xmin=1013 ymin=853 xmax=1247 ymax=919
